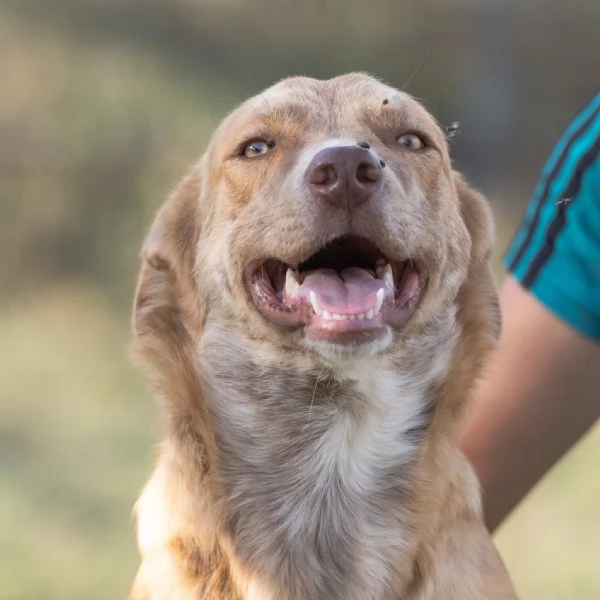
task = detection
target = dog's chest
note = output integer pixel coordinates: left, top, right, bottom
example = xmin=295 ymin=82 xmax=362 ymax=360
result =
xmin=203 ymin=351 xmax=430 ymax=599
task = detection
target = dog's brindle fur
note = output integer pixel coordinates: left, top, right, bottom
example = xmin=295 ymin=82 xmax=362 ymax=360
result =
xmin=129 ymin=74 xmax=517 ymax=599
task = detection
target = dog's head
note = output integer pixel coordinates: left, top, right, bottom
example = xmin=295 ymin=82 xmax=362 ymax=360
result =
xmin=134 ymin=73 xmax=497 ymax=366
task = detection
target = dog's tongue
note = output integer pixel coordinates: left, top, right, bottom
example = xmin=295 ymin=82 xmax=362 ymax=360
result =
xmin=298 ymin=268 xmax=383 ymax=314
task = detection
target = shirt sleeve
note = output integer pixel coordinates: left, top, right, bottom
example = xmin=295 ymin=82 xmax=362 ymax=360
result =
xmin=504 ymin=93 xmax=600 ymax=342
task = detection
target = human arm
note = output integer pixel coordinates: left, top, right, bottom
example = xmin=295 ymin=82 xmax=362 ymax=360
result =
xmin=461 ymin=275 xmax=600 ymax=532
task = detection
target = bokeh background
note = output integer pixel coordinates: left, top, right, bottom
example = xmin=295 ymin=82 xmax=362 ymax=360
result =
xmin=1 ymin=1 xmax=599 ymax=598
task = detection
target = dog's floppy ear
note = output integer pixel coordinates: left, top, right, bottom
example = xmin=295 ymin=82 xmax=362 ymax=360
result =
xmin=133 ymin=163 xmax=204 ymax=340
xmin=453 ymin=171 xmax=501 ymax=341
xmin=453 ymin=171 xmax=494 ymax=268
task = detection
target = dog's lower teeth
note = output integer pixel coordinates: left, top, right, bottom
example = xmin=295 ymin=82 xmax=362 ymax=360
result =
xmin=309 ymin=292 xmax=386 ymax=322
xmin=309 ymin=291 xmax=322 ymax=316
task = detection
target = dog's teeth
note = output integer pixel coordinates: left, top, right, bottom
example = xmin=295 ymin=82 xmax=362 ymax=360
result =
xmin=309 ymin=291 xmax=323 ymax=317
xmin=357 ymin=313 xmax=366 ymax=320
xmin=285 ymin=268 xmax=300 ymax=299
xmin=374 ymin=288 xmax=384 ymax=314
xmin=382 ymin=264 xmax=394 ymax=290
xmin=366 ymin=309 xmax=375 ymax=320
xmin=322 ymin=310 xmax=332 ymax=320
xmin=333 ymin=313 xmax=344 ymax=321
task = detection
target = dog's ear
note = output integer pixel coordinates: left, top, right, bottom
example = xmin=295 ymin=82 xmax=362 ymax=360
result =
xmin=453 ymin=172 xmax=501 ymax=340
xmin=133 ymin=163 xmax=204 ymax=340
xmin=453 ymin=171 xmax=494 ymax=268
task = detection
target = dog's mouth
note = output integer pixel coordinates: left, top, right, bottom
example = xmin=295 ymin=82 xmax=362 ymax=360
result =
xmin=245 ymin=234 xmax=426 ymax=343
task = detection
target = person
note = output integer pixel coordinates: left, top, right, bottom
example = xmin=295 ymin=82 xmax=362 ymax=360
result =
xmin=461 ymin=92 xmax=600 ymax=532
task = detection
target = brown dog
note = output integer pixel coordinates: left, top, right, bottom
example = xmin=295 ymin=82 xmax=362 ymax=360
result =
xmin=129 ymin=73 xmax=517 ymax=600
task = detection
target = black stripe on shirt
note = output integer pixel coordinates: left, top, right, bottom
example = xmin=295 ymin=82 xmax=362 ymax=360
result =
xmin=508 ymin=103 xmax=600 ymax=273
xmin=521 ymin=134 xmax=600 ymax=288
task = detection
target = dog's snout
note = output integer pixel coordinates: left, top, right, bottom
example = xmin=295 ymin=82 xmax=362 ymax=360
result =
xmin=306 ymin=146 xmax=383 ymax=209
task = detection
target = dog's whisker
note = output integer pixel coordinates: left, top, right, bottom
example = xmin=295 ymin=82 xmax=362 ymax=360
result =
xmin=304 ymin=365 xmax=325 ymax=428
xmin=231 ymin=54 xmax=259 ymax=93
xmin=400 ymin=47 xmax=432 ymax=93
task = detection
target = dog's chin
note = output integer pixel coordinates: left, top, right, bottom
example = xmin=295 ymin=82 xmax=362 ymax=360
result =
xmin=303 ymin=326 xmax=393 ymax=362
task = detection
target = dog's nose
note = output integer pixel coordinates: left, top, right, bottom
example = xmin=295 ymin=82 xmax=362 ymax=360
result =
xmin=306 ymin=146 xmax=383 ymax=209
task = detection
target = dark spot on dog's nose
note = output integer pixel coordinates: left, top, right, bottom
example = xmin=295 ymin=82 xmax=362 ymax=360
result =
xmin=379 ymin=160 xmax=386 ymax=168
xmin=382 ymin=98 xmax=389 ymax=105
xmin=357 ymin=142 xmax=371 ymax=149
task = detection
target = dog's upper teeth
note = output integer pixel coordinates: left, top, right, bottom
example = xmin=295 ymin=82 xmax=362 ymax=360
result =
xmin=285 ymin=268 xmax=301 ymax=299
xmin=381 ymin=264 xmax=394 ymax=290
xmin=374 ymin=288 xmax=384 ymax=314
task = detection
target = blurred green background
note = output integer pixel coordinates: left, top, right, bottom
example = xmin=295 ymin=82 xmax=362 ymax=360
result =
xmin=1 ymin=1 xmax=598 ymax=598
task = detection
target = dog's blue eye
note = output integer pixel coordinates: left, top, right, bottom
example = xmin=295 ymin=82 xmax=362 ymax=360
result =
xmin=396 ymin=133 xmax=425 ymax=150
xmin=243 ymin=140 xmax=274 ymax=158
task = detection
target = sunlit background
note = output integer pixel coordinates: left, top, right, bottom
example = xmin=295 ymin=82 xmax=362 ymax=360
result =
xmin=1 ymin=1 xmax=599 ymax=598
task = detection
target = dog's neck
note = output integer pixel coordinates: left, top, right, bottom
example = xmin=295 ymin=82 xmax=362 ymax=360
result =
xmin=183 ymin=315 xmax=458 ymax=599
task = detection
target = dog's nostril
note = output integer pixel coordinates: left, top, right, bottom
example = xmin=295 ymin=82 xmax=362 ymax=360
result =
xmin=357 ymin=141 xmax=371 ymax=149
xmin=356 ymin=162 xmax=381 ymax=184
xmin=309 ymin=163 xmax=338 ymax=186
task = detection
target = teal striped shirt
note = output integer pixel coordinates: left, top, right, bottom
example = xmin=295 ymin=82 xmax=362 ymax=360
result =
xmin=504 ymin=92 xmax=600 ymax=341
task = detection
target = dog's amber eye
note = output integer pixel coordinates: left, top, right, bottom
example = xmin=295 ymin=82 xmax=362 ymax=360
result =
xmin=396 ymin=133 xmax=426 ymax=150
xmin=243 ymin=140 xmax=274 ymax=158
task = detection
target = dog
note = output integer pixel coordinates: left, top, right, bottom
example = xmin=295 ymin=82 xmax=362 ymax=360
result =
xmin=129 ymin=73 xmax=517 ymax=599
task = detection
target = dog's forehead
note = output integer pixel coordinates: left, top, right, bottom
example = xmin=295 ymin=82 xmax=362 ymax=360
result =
xmin=250 ymin=73 xmax=416 ymax=112
xmin=263 ymin=74 xmax=389 ymax=98
xmin=223 ymin=74 xmax=434 ymax=127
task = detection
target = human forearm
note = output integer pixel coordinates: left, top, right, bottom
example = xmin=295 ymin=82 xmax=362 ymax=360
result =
xmin=461 ymin=276 xmax=600 ymax=531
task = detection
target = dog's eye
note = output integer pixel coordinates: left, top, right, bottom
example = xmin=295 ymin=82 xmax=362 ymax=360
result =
xmin=396 ymin=133 xmax=426 ymax=150
xmin=242 ymin=139 xmax=274 ymax=158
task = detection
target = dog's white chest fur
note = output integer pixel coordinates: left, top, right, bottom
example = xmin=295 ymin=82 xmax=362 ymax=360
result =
xmin=315 ymin=367 xmax=424 ymax=488
xmin=198 ymin=329 xmax=448 ymax=599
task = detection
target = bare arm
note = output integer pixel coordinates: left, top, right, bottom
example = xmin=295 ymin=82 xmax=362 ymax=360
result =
xmin=461 ymin=275 xmax=600 ymax=532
